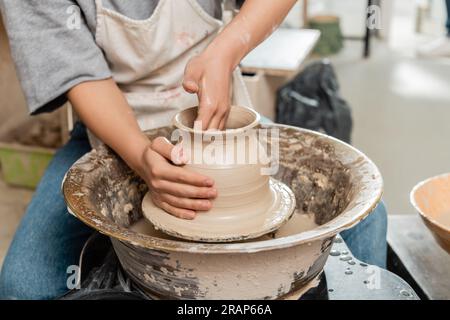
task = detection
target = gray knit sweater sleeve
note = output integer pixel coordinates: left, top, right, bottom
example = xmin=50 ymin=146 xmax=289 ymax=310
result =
xmin=0 ymin=0 xmax=111 ymax=114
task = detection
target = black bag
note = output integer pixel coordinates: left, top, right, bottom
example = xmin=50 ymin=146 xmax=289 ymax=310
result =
xmin=275 ymin=60 xmax=353 ymax=143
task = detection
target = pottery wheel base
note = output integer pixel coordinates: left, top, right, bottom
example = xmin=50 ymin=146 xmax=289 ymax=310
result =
xmin=142 ymin=178 xmax=296 ymax=242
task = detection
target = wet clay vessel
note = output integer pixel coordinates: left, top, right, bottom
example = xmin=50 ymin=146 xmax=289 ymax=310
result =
xmin=142 ymin=106 xmax=296 ymax=242
xmin=62 ymin=124 xmax=383 ymax=299
xmin=411 ymin=173 xmax=450 ymax=254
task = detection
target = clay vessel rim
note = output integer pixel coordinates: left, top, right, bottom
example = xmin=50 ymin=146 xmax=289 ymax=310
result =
xmin=410 ymin=172 xmax=450 ymax=233
xmin=172 ymin=105 xmax=261 ymax=136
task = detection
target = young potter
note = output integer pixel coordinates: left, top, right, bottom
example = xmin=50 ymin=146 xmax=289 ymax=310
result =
xmin=0 ymin=0 xmax=387 ymax=300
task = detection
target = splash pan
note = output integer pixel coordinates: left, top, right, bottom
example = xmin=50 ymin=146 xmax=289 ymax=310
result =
xmin=63 ymin=124 xmax=383 ymax=299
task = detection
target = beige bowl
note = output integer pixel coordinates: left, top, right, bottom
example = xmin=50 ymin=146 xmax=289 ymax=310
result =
xmin=411 ymin=173 xmax=450 ymax=254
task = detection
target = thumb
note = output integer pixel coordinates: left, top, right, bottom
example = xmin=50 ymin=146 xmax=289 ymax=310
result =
xmin=183 ymin=58 xmax=201 ymax=93
xmin=183 ymin=79 xmax=199 ymax=94
xmin=151 ymin=137 xmax=188 ymax=165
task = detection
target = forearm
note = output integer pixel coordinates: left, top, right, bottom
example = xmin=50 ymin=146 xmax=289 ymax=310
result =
xmin=67 ymin=79 xmax=149 ymax=173
xmin=68 ymin=79 xmax=216 ymax=219
xmin=205 ymin=0 xmax=297 ymax=67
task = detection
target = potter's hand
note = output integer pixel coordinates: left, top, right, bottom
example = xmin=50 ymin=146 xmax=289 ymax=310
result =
xmin=183 ymin=52 xmax=233 ymax=131
xmin=183 ymin=0 xmax=297 ymax=130
xmin=139 ymin=137 xmax=217 ymax=220
xmin=68 ymin=80 xmax=215 ymax=220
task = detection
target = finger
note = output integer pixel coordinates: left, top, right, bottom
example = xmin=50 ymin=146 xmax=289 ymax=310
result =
xmin=208 ymin=106 xmax=228 ymax=130
xmin=159 ymin=193 xmax=212 ymax=211
xmin=152 ymin=195 xmax=196 ymax=220
xmin=151 ymin=138 xmax=188 ymax=165
xmin=219 ymin=114 xmax=228 ymax=131
xmin=216 ymin=81 xmax=232 ymax=130
xmin=196 ymin=106 xmax=215 ymax=131
xmin=183 ymin=80 xmax=199 ymax=94
xmin=218 ymin=117 xmax=226 ymax=131
xmin=151 ymin=137 xmax=187 ymax=165
xmin=159 ymin=166 xmax=214 ymax=187
xmin=152 ymin=180 xmax=217 ymax=199
xmin=207 ymin=112 xmax=221 ymax=131
xmin=171 ymin=143 xmax=188 ymax=165
xmin=151 ymin=137 xmax=173 ymax=160
xmin=183 ymin=60 xmax=201 ymax=94
xmin=219 ymin=109 xmax=230 ymax=130
xmin=196 ymin=88 xmax=216 ymax=130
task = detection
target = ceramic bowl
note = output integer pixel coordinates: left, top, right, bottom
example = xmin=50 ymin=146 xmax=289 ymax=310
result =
xmin=142 ymin=106 xmax=296 ymax=242
xmin=410 ymin=173 xmax=450 ymax=254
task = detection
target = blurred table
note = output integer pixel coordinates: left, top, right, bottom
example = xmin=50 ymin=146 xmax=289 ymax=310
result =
xmin=301 ymin=235 xmax=419 ymax=300
xmin=240 ymin=28 xmax=320 ymax=120
xmin=241 ymin=28 xmax=320 ymax=77
xmin=387 ymin=214 xmax=450 ymax=300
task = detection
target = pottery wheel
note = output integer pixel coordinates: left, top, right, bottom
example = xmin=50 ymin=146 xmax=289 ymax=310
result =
xmin=142 ymin=178 xmax=296 ymax=242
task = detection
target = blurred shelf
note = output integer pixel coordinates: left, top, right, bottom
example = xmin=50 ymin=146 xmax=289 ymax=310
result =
xmin=241 ymin=28 xmax=320 ymax=77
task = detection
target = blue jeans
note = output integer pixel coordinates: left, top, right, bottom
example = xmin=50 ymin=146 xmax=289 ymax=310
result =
xmin=0 ymin=123 xmax=94 ymax=300
xmin=0 ymin=123 xmax=387 ymax=300
xmin=341 ymin=202 xmax=387 ymax=268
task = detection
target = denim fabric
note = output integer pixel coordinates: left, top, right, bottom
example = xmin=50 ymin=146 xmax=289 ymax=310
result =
xmin=0 ymin=123 xmax=93 ymax=299
xmin=341 ymin=202 xmax=388 ymax=268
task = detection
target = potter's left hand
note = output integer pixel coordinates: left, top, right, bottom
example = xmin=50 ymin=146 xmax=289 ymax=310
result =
xmin=139 ymin=137 xmax=217 ymax=220
xmin=183 ymin=52 xmax=233 ymax=131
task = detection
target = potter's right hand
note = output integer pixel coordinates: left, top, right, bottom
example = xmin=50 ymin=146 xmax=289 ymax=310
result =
xmin=138 ymin=137 xmax=217 ymax=220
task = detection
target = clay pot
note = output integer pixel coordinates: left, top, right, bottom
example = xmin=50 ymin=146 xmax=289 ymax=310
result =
xmin=411 ymin=173 xmax=450 ymax=254
xmin=142 ymin=106 xmax=296 ymax=242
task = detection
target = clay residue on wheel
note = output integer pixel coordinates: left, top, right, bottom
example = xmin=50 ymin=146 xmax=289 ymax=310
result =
xmin=266 ymin=127 xmax=352 ymax=225
xmin=85 ymin=127 xmax=172 ymax=228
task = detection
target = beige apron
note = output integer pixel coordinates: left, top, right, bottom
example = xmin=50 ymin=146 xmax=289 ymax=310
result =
xmin=91 ymin=0 xmax=252 ymax=145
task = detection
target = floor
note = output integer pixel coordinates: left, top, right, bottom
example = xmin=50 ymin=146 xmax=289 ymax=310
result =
xmin=329 ymin=0 xmax=450 ymax=214
xmin=332 ymin=41 xmax=450 ymax=215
